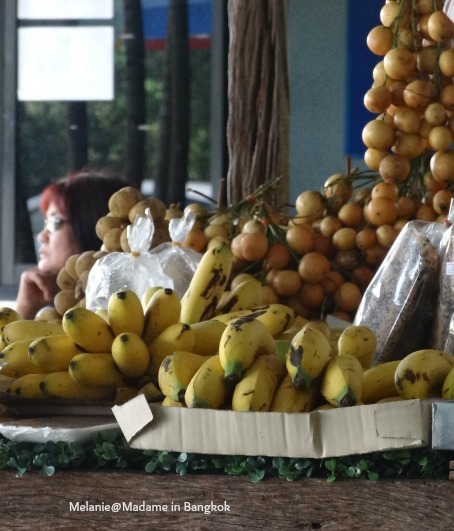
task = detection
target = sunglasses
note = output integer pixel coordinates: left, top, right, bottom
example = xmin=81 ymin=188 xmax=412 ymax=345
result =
xmin=44 ymin=214 xmax=67 ymax=233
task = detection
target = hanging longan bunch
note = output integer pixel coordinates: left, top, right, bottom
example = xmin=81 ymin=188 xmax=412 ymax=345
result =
xmin=363 ymin=0 xmax=454 ymax=223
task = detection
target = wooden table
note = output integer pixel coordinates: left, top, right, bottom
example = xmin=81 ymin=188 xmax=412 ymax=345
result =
xmin=1 ymin=470 xmax=452 ymax=530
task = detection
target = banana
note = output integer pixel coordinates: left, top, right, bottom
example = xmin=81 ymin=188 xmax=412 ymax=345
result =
xmin=108 ymin=289 xmax=145 ymax=337
xmin=215 ymin=278 xmax=262 ymax=315
xmin=442 ymin=367 xmax=454 ymax=399
xmin=41 ymin=370 xmax=115 ymax=400
xmin=62 ymin=307 xmax=114 ymax=352
xmin=179 ymin=242 xmax=233 ymax=324
xmin=190 ymin=319 xmax=227 ymax=356
xmin=362 ymin=360 xmax=401 ymax=404
xmin=320 ymin=353 xmax=363 ymax=407
xmin=147 ymin=323 xmax=196 ymax=383
xmin=395 ymin=349 xmax=453 ymax=399
xmin=337 ymin=325 xmax=377 ymax=369
xmin=184 ymin=354 xmax=231 ymax=409
xmin=142 ymin=288 xmax=181 ymax=345
xmin=6 ymin=373 xmax=48 ymax=398
xmin=219 ymin=316 xmax=276 ymax=384
xmin=1 ymin=319 xmax=64 ymax=345
xmin=285 ymin=325 xmax=332 ymax=391
xmin=214 ymin=304 xmax=296 ymax=337
xmin=162 ymin=396 xmax=185 ymax=407
xmin=0 ymin=338 xmax=48 ymax=377
xmin=140 ymin=286 xmax=163 ymax=311
xmin=0 ymin=306 xmax=21 ymax=328
xmin=158 ymin=350 xmax=211 ymax=402
xmin=270 ymin=374 xmax=321 ymax=413
xmin=115 ymin=386 xmax=140 ymax=404
xmin=28 ymin=334 xmax=84 ymax=372
xmin=111 ymin=332 xmax=150 ymax=378
xmin=69 ymin=353 xmax=124 ymax=387
xmin=138 ymin=381 xmax=163 ymax=400
xmin=232 ymin=353 xmax=284 ymax=412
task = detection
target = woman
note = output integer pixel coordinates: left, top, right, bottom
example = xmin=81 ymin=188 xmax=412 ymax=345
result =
xmin=15 ymin=169 xmax=126 ymax=319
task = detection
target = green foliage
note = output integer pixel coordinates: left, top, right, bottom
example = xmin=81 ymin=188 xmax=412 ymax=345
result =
xmin=0 ymin=432 xmax=452 ymax=483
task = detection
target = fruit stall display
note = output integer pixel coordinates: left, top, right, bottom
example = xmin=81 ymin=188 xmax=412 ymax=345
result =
xmin=1 ymin=0 xmax=454 ymax=486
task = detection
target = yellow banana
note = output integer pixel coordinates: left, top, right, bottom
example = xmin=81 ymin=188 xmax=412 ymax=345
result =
xmin=147 ymin=323 xmax=196 ymax=383
xmin=179 ymin=242 xmax=233 ymax=324
xmin=219 ymin=316 xmax=276 ymax=384
xmin=95 ymin=309 xmax=110 ymax=323
xmin=138 ymin=381 xmax=163 ymax=400
xmin=142 ymin=287 xmax=181 ymax=345
xmin=190 ymin=319 xmax=227 ymax=356
xmin=214 ymin=304 xmax=296 ymax=337
xmin=0 ymin=306 xmax=21 ymax=328
xmin=28 ymin=334 xmax=84 ymax=372
xmin=320 ymin=353 xmax=363 ymax=407
xmin=185 ymin=354 xmax=231 ymax=409
xmin=337 ymin=325 xmax=377 ymax=369
xmin=215 ymin=278 xmax=262 ymax=315
xmin=6 ymin=373 xmax=48 ymax=398
xmin=107 ymin=289 xmax=145 ymax=337
xmin=140 ymin=286 xmax=163 ymax=311
xmin=69 ymin=353 xmax=124 ymax=387
xmin=111 ymin=332 xmax=150 ymax=378
xmin=158 ymin=350 xmax=211 ymax=402
xmin=362 ymin=360 xmax=401 ymax=404
xmin=442 ymin=367 xmax=454 ymax=399
xmin=162 ymin=396 xmax=185 ymax=407
xmin=232 ymin=353 xmax=284 ymax=412
xmin=41 ymin=370 xmax=115 ymax=400
xmin=0 ymin=338 xmax=48 ymax=377
xmin=285 ymin=325 xmax=332 ymax=391
xmin=1 ymin=319 xmax=64 ymax=345
xmin=270 ymin=374 xmax=321 ymax=413
xmin=62 ymin=307 xmax=114 ymax=352
xmin=395 ymin=349 xmax=453 ymax=399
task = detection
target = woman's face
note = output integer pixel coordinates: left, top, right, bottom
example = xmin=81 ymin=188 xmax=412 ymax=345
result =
xmin=37 ymin=200 xmax=80 ymax=273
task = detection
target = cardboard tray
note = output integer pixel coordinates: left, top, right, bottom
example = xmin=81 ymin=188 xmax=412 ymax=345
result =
xmin=112 ymin=394 xmax=433 ymax=459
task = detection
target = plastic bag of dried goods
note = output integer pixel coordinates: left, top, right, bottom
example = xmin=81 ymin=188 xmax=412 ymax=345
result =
xmin=353 ymin=220 xmax=444 ymax=365
xmin=430 ymin=201 xmax=454 ymax=352
xmin=151 ymin=209 xmax=202 ymax=298
xmin=85 ymin=209 xmax=173 ymax=311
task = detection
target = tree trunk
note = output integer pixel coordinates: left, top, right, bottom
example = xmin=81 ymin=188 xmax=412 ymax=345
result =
xmin=66 ymin=101 xmax=88 ymax=172
xmin=226 ymin=0 xmax=290 ymax=210
xmin=123 ymin=0 xmax=146 ymax=188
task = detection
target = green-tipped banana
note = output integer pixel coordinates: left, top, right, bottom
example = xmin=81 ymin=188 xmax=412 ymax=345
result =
xmin=337 ymin=325 xmax=377 ymax=369
xmin=184 ymin=354 xmax=231 ymax=409
xmin=362 ymin=360 xmax=400 ymax=404
xmin=285 ymin=325 xmax=332 ymax=391
xmin=62 ymin=307 xmax=114 ymax=352
xmin=320 ymin=354 xmax=363 ymax=407
xmin=179 ymin=242 xmax=233 ymax=324
xmin=395 ymin=349 xmax=453 ymax=399
xmin=232 ymin=353 xmax=284 ymax=412
xmin=219 ymin=316 xmax=276 ymax=384
xmin=28 ymin=334 xmax=84 ymax=372
xmin=158 ymin=350 xmax=211 ymax=403
xmin=108 ymin=289 xmax=145 ymax=337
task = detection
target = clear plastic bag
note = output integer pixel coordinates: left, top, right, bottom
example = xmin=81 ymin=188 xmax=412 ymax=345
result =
xmin=353 ymin=220 xmax=444 ymax=364
xmin=85 ymin=209 xmax=173 ymax=311
xmin=151 ymin=209 xmax=202 ymax=298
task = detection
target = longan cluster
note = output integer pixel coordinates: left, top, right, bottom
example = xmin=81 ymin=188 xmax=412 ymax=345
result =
xmin=95 ymin=186 xmax=171 ymax=252
xmin=363 ymin=0 xmax=454 ymax=214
